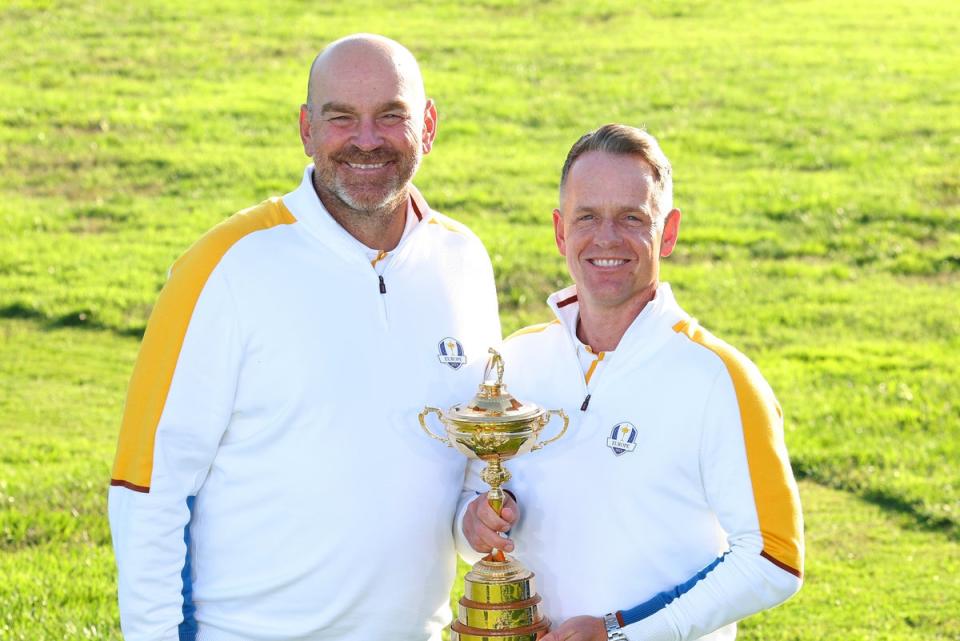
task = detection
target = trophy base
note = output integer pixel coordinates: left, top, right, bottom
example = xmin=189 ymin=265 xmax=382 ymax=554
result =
xmin=450 ymin=618 xmax=550 ymax=641
xmin=452 ymin=553 xmax=549 ymax=641
xmin=465 ymin=554 xmax=534 ymax=602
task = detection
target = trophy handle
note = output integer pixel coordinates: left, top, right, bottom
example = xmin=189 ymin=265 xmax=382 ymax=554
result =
xmin=418 ymin=407 xmax=451 ymax=447
xmin=533 ymin=409 xmax=569 ymax=451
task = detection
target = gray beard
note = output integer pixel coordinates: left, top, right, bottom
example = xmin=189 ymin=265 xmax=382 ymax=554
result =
xmin=330 ymin=176 xmax=403 ymax=215
xmin=311 ymin=171 xmax=410 ymax=244
xmin=313 ymin=150 xmax=421 ymax=219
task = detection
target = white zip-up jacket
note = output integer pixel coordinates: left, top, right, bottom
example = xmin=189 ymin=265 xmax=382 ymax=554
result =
xmin=456 ymin=284 xmax=802 ymax=641
xmin=110 ymin=166 xmax=501 ymax=641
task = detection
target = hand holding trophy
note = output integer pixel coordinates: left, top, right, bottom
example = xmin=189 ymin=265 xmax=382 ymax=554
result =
xmin=419 ymin=349 xmax=569 ymax=641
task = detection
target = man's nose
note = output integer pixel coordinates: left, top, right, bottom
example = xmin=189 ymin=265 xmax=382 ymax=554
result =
xmin=594 ymin=218 xmax=621 ymax=246
xmin=352 ymin=117 xmax=384 ymax=151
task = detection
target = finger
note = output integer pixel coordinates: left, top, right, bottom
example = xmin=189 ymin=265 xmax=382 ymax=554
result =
xmin=479 ymin=526 xmax=514 ymax=553
xmin=464 ymin=502 xmax=492 ymax=552
xmin=464 ymin=510 xmax=513 ymax=552
xmin=465 ymin=496 xmax=517 ymax=552
xmin=467 ymin=531 xmax=513 ymax=554
xmin=492 ymin=493 xmax=520 ymax=526
xmin=477 ymin=498 xmax=512 ymax=532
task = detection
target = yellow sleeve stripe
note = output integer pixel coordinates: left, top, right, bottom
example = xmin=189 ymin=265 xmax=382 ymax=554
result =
xmin=672 ymin=318 xmax=804 ymax=578
xmin=427 ymin=216 xmax=467 ymax=234
xmin=110 ymin=199 xmax=296 ymax=492
xmin=504 ymin=319 xmax=560 ymax=341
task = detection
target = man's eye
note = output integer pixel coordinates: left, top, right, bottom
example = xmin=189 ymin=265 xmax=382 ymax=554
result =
xmin=380 ymin=113 xmax=405 ymax=123
xmin=327 ymin=115 xmax=352 ymax=123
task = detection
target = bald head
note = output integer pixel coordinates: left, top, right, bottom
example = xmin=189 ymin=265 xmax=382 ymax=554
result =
xmin=306 ymin=34 xmax=426 ymax=113
xmin=297 ymin=34 xmax=438 ymax=248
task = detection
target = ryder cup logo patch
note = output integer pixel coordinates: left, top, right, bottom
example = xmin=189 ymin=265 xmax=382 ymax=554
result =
xmin=606 ymin=422 xmax=638 ymax=456
xmin=437 ymin=337 xmax=467 ymax=370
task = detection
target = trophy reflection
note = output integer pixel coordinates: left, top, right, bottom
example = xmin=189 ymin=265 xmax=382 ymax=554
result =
xmin=419 ymin=349 xmax=569 ymax=641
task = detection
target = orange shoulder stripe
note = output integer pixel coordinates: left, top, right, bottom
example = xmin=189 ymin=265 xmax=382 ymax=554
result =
xmin=110 ymin=199 xmax=296 ymax=492
xmin=673 ymin=318 xmax=804 ymax=578
xmin=505 ymin=319 xmax=560 ymax=341
xmin=427 ymin=216 xmax=468 ymax=234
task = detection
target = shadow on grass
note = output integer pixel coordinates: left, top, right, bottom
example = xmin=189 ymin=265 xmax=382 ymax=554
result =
xmin=0 ymin=304 xmax=145 ymax=339
xmin=795 ymin=464 xmax=958 ymax=541
xmin=0 ymin=303 xmax=44 ymax=321
xmin=860 ymin=487 xmax=957 ymax=540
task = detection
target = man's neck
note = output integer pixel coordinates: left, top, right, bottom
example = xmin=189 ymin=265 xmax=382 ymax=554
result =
xmin=313 ymin=180 xmax=408 ymax=252
xmin=575 ymin=284 xmax=658 ymax=352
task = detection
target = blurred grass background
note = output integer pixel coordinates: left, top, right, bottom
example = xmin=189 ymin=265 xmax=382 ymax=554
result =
xmin=1 ymin=0 xmax=958 ymax=639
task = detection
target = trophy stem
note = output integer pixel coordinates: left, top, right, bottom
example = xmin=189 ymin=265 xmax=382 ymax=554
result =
xmin=488 ymin=486 xmax=504 ymax=516
xmin=482 ymin=456 xmax=512 ymax=563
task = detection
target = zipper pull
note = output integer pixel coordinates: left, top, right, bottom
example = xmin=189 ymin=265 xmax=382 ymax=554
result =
xmin=580 ymin=394 xmax=591 ymax=411
xmin=378 ymin=275 xmax=386 ymax=294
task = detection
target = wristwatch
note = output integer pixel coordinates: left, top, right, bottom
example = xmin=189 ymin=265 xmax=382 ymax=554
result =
xmin=603 ymin=612 xmax=628 ymax=641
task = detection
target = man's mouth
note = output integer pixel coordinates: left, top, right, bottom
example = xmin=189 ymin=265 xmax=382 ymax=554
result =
xmin=345 ymin=161 xmax=389 ymax=170
xmin=588 ymin=259 xmax=629 ymax=267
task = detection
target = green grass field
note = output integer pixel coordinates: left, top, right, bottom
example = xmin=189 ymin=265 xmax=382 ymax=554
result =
xmin=2 ymin=0 xmax=958 ymax=639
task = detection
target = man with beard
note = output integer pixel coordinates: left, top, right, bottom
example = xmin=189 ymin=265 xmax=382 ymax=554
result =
xmin=109 ymin=35 xmax=500 ymax=641
xmin=457 ymin=124 xmax=803 ymax=641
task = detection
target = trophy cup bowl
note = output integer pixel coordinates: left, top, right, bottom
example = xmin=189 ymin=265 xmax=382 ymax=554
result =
xmin=419 ymin=349 xmax=569 ymax=641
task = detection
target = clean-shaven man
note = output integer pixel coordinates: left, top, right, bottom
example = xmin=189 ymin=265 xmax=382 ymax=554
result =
xmin=459 ymin=124 xmax=803 ymax=641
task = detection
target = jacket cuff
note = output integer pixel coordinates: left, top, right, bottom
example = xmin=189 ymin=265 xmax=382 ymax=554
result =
xmin=621 ymin=611 xmax=678 ymax=641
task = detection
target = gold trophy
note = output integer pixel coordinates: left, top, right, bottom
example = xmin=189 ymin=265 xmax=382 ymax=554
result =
xmin=419 ymin=349 xmax=569 ymax=641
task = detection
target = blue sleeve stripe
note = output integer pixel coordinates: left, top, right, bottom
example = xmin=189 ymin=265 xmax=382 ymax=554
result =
xmin=619 ymin=553 xmax=727 ymax=626
xmin=179 ymin=496 xmax=197 ymax=641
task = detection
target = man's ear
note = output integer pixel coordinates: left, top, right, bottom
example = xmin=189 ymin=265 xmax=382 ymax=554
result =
xmin=660 ymin=209 xmax=681 ymax=257
xmin=299 ymin=104 xmax=313 ymax=156
xmin=553 ymin=209 xmax=567 ymax=256
xmin=421 ymin=99 xmax=438 ymax=155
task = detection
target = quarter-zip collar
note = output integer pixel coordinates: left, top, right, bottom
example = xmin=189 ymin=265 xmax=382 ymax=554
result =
xmin=281 ymin=165 xmax=434 ymax=265
xmin=546 ymin=282 xmax=689 ymax=367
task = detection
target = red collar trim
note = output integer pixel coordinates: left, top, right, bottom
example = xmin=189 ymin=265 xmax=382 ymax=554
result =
xmin=557 ymin=294 xmax=578 ymax=308
xmin=408 ymin=185 xmax=428 ymax=221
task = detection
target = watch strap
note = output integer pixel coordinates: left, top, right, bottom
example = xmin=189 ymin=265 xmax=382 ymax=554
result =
xmin=603 ymin=612 xmax=628 ymax=641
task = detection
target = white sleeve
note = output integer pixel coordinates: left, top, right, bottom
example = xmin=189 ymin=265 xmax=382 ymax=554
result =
xmin=621 ymin=369 xmax=804 ymax=641
xmin=108 ymin=265 xmax=241 ymax=641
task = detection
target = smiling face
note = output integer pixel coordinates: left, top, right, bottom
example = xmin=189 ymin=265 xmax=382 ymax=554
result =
xmin=554 ymin=150 xmax=680 ymax=316
xmin=299 ymin=37 xmax=437 ymax=218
